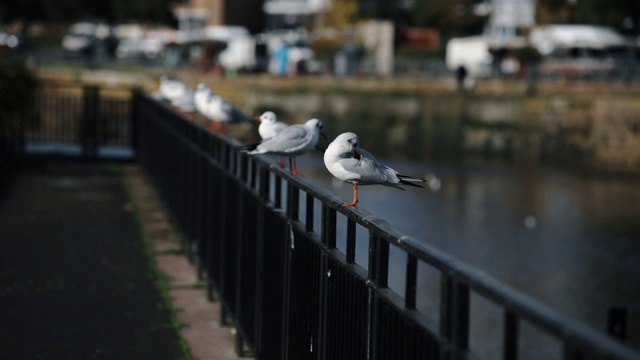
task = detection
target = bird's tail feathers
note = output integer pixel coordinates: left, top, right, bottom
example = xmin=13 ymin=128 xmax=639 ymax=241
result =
xmin=238 ymin=142 xmax=259 ymax=152
xmin=398 ymin=175 xmax=426 ymax=189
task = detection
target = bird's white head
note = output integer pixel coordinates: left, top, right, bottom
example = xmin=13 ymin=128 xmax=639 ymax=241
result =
xmin=334 ymin=132 xmax=359 ymax=150
xmin=257 ymin=111 xmax=277 ymax=124
xmin=307 ymin=118 xmax=327 ymax=139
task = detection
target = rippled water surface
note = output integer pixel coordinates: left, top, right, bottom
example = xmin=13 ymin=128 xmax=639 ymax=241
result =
xmin=291 ymin=153 xmax=640 ymax=357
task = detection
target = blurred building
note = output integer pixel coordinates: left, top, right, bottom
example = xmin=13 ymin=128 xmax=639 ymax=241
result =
xmin=172 ymin=0 xmax=265 ymax=34
xmin=263 ymin=0 xmax=330 ymax=30
xmin=485 ymin=0 xmax=535 ymax=48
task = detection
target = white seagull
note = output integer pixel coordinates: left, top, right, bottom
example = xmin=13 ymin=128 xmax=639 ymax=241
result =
xmin=255 ymin=111 xmax=288 ymax=140
xmin=156 ymin=75 xmax=195 ymax=113
xmin=323 ymin=132 xmax=425 ymax=207
xmin=255 ymin=111 xmax=289 ymax=167
xmin=194 ymin=83 xmax=251 ymax=133
xmin=244 ymin=118 xmax=325 ymax=176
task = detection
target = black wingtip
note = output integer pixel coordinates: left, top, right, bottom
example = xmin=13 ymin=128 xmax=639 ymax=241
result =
xmin=398 ymin=175 xmax=426 ymax=189
xmin=238 ymin=143 xmax=259 ymax=152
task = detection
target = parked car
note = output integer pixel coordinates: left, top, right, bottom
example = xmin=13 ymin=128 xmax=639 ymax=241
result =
xmin=116 ymin=38 xmax=164 ymax=61
xmin=62 ymin=21 xmax=112 ymax=58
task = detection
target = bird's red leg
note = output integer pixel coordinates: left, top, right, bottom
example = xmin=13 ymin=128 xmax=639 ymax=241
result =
xmin=278 ymin=156 xmax=285 ymax=167
xmin=289 ymin=157 xmax=301 ymax=176
xmin=343 ymin=183 xmax=359 ymax=207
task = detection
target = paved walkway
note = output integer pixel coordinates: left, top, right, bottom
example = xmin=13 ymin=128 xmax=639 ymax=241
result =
xmin=0 ymin=159 xmax=241 ymax=360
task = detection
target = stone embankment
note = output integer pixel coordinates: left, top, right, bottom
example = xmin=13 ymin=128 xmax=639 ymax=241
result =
xmin=37 ymin=67 xmax=640 ymax=174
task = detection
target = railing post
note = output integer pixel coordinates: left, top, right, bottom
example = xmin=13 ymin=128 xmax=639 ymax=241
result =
xmin=81 ymin=85 xmax=99 ymax=159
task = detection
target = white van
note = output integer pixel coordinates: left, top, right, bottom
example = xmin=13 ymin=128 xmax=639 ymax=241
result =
xmin=445 ymin=36 xmax=494 ymax=78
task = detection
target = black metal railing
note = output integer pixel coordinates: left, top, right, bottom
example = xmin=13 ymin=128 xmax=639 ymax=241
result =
xmin=135 ymin=88 xmax=639 ymax=360
xmin=1 ymin=82 xmax=135 ymax=160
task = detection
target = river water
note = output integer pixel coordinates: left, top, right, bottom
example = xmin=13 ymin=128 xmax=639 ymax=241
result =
xmin=290 ymin=152 xmax=640 ymax=358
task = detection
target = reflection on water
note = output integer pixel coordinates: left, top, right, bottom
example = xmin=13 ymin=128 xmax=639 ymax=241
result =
xmin=293 ymin=153 xmax=640 ymax=356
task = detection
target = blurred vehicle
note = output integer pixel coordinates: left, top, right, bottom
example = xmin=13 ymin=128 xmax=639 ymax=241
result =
xmin=445 ymin=36 xmax=493 ymax=78
xmin=529 ymin=24 xmax=635 ymax=76
xmin=446 ymin=24 xmax=635 ymax=80
xmin=0 ymin=27 xmax=21 ymax=50
xmin=116 ymin=38 xmax=164 ymax=61
xmin=62 ymin=21 xmax=112 ymax=58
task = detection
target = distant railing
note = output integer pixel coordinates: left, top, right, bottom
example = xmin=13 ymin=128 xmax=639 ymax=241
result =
xmin=134 ymin=89 xmax=639 ymax=360
xmin=1 ymin=82 xmax=135 ymax=160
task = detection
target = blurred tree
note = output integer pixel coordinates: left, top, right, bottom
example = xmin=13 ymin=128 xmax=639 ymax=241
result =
xmin=538 ymin=0 xmax=640 ymax=35
xmin=537 ymin=0 xmax=575 ymax=24
xmin=407 ymin=0 xmax=485 ymax=37
xmin=325 ymin=0 xmax=359 ymax=29
xmin=574 ymin=0 xmax=640 ymax=35
xmin=0 ymin=0 xmax=175 ymax=25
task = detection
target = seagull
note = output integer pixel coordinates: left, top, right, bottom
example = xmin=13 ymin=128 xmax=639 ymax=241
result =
xmin=255 ymin=111 xmax=288 ymax=166
xmin=170 ymin=88 xmax=196 ymax=113
xmin=256 ymin=111 xmax=288 ymax=140
xmin=244 ymin=118 xmax=325 ymax=176
xmin=194 ymin=83 xmax=212 ymax=115
xmin=155 ymin=76 xmax=196 ymax=114
xmin=193 ymin=83 xmax=251 ymax=133
xmin=323 ymin=132 xmax=425 ymax=207
xmin=157 ymin=75 xmax=186 ymax=101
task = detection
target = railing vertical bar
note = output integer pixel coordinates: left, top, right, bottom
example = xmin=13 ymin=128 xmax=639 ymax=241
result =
xmin=322 ymin=204 xmax=336 ymax=248
xmin=259 ymin=165 xmax=270 ymax=200
xmin=346 ymin=219 xmax=356 ymax=264
xmin=274 ymin=175 xmax=282 ymax=209
xmin=405 ymin=255 xmax=417 ymax=310
xmin=440 ymin=275 xmax=470 ymax=355
xmin=369 ymin=233 xmax=388 ymax=288
xmin=287 ymin=181 xmax=299 ymax=222
xmin=239 ymin=151 xmax=249 ymax=183
xmin=504 ymin=310 xmax=519 ymax=360
xmin=249 ymin=157 xmax=257 ymax=190
xmin=305 ymin=193 xmax=314 ymax=232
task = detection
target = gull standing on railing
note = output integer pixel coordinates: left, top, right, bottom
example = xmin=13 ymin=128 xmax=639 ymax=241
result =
xmin=243 ymin=118 xmax=326 ymax=176
xmin=255 ymin=111 xmax=288 ymax=167
xmin=323 ymin=132 xmax=426 ymax=207
xmin=194 ymin=83 xmax=251 ymax=134
xmin=155 ymin=76 xmax=196 ymax=115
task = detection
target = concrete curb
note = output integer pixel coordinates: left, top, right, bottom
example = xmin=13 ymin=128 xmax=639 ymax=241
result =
xmin=123 ymin=165 xmax=251 ymax=360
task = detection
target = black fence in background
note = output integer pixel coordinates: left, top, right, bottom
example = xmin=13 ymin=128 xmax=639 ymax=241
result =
xmin=0 ymin=83 xmax=135 ymax=160
xmin=133 ymin=89 xmax=639 ymax=360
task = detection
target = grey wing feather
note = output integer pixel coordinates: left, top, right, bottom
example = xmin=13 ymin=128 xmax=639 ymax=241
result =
xmin=220 ymin=101 xmax=251 ymax=122
xmin=255 ymin=125 xmax=308 ymax=154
